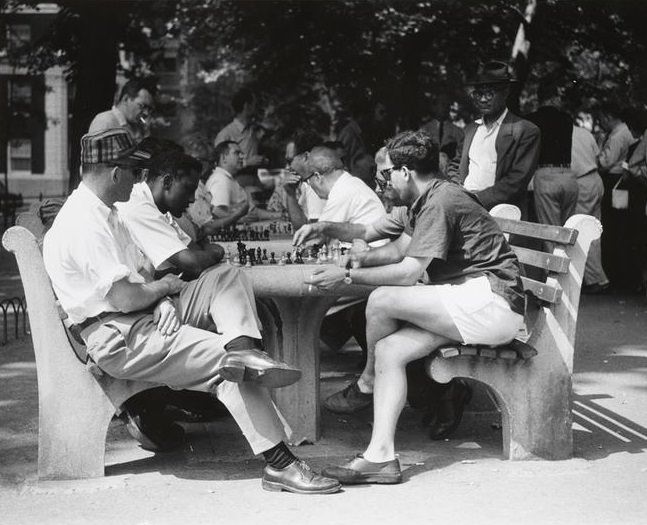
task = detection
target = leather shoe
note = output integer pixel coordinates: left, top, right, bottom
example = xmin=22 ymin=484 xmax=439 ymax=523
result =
xmin=323 ymin=454 xmax=402 ymax=485
xmin=218 ymin=348 xmax=301 ymax=388
xmin=427 ymin=378 xmax=472 ymax=440
xmin=262 ymin=460 xmax=341 ymax=494
xmin=120 ymin=408 xmax=185 ymax=452
xmin=323 ymin=380 xmax=373 ymax=414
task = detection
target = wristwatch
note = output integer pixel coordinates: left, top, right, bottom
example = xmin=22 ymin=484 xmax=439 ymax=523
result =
xmin=343 ymin=268 xmax=353 ymax=285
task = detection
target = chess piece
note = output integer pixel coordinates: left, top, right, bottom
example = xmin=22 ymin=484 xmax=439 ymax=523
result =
xmin=233 ymin=254 xmax=241 ymax=266
xmin=279 ymin=254 xmax=286 ymax=266
xmin=225 ymin=248 xmax=231 ymax=265
xmin=285 ymin=252 xmax=293 ymax=264
xmin=269 ymin=251 xmax=277 ymax=264
xmin=245 ymin=258 xmax=252 ymax=267
xmin=262 ymin=248 xmax=269 ymax=262
xmin=257 ymin=246 xmax=262 ymax=263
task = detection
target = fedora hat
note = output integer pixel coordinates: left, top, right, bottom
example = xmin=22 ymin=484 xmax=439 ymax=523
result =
xmin=465 ymin=60 xmax=517 ymax=86
xmin=80 ymin=128 xmax=152 ymax=168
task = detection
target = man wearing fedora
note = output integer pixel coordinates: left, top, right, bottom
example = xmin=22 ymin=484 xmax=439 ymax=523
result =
xmin=450 ymin=60 xmax=540 ymax=219
xmin=42 ymin=128 xmax=341 ymax=495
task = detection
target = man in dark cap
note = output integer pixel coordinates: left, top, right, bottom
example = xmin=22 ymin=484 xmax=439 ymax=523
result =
xmin=42 ymin=128 xmax=341 ymax=495
xmin=449 ymin=60 xmax=540 ymax=218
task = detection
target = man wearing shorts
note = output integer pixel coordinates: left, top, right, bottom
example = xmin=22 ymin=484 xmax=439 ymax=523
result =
xmin=307 ymin=130 xmax=524 ymax=484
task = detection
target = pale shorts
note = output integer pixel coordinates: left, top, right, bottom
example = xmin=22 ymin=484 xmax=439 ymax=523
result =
xmin=435 ymin=275 xmax=524 ymax=345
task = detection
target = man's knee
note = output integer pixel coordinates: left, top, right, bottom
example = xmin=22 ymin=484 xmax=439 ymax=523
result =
xmin=367 ymin=287 xmax=396 ymax=318
xmin=374 ymin=336 xmax=406 ymax=370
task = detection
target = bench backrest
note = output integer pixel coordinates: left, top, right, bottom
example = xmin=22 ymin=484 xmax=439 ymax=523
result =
xmin=492 ymin=213 xmax=602 ymax=372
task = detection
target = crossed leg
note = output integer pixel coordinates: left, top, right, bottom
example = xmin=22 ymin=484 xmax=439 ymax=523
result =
xmin=356 ymin=285 xmax=464 ymax=462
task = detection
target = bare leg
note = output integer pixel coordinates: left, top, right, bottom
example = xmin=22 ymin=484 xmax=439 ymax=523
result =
xmin=363 ymin=326 xmax=453 ymax=462
xmin=357 ymin=285 xmax=462 ymax=393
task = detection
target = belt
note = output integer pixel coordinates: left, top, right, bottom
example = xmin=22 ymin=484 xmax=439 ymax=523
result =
xmin=537 ymin=163 xmax=570 ymax=169
xmin=73 ymin=311 xmax=115 ymax=332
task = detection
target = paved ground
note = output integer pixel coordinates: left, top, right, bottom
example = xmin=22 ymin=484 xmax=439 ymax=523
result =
xmin=1 ymin=243 xmax=646 ymax=524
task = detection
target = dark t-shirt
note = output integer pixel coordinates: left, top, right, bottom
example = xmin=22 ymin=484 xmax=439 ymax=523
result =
xmin=405 ymin=179 xmax=525 ymax=315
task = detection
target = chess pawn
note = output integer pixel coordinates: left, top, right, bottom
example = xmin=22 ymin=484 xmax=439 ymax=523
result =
xmin=257 ymin=246 xmax=262 ymax=263
xmin=233 ymin=254 xmax=241 ymax=266
xmin=262 ymin=248 xmax=269 ymax=262
xmin=269 ymin=251 xmax=277 ymax=264
xmin=225 ymin=248 xmax=232 ymax=265
xmin=245 ymin=258 xmax=252 ymax=267
xmin=278 ymin=254 xmax=286 ymax=266
xmin=285 ymin=252 xmax=293 ymax=264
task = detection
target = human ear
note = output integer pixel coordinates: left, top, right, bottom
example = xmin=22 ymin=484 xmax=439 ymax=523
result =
xmin=162 ymin=173 xmax=174 ymax=190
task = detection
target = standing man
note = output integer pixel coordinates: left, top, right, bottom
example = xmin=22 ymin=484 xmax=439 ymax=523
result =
xmin=306 ymin=131 xmax=524 ymax=484
xmin=571 ymin=124 xmax=610 ymax=293
xmin=450 ymin=61 xmax=540 ymax=218
xmin=43 ymin=129 xmax=340 ymax=495
xmin=89 ymin=79 xmax=155 ymax=142
xmin=420 ymin=94 xmax=465 ymax=174
xmin=526 ymin=84 xmax=578 ymax=227
xmin=214 ymin=87 xmax=266 ymax=170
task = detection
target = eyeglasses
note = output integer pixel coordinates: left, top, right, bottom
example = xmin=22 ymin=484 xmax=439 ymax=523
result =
xmin=375 ymin=177 xmax=390 ymax=193
xmin=469 ymin=86 xmax=500 ymax=101
xmin=379 ymin=167 xmax=394 ymax=181
xmin=137 ymin=102 xmax=154 ymax=113
xmin=301 ymin=171 xmax=318 ymax=185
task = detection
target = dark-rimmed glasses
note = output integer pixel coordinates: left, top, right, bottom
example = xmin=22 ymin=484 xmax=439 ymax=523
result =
xmin=379 ymin=167 xmax=394 ymax=181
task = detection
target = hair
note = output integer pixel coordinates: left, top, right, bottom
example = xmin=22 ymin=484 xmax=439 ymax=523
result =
xmin=147 ymin=149 xmax=201 ymax=182
xmin=293 ymin=130 xmax=323 ymax=155
xmin=214 ymin=140 xmax=237 ymax=163
xmin=385 ymin=130 xmax=439 ymax=176
xmin=232 ymin=87 xmax=255 ymax=114
xmin=307 ymin=146 xmax=344 ymax=175
xmin=118 ymin=78 xmax=156 ymax=102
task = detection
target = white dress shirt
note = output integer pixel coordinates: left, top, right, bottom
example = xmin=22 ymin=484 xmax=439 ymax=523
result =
xmin=43 ymin=182 xmax=146 ymax=324
xmin=214 ymin=118 xmax=259 ymax=167
xmin=117 ymin=182 xmax=191 ymax=271
xmin=205 ymin=166 xmax=248 ymax=211
xmin=464 ymin=108 xmax=508 ymax=192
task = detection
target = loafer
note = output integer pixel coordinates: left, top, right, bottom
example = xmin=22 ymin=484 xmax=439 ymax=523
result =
xmin=262 ymin=460 xmax=341 ymax=494
xmin=323 ymin=380 xmax=373 ymax=414
xmin=120 ymin=407 xmax=185 ymax=452
xmin=427 ymin=378 xmax=472 ymax=440
xmin=323 ymin=454 xmax=402 ymax=485
xmin=218 ymin=348 xmax=301 ymax=388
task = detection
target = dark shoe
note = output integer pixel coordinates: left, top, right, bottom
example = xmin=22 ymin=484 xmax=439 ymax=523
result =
xmin=218 ymin=348 xmax=301 ymax=388
xmin=120 ymin=408 xmax=185 ymax=452
xmin=262 ymin=460 xmax=341 ymax=494
xmin=323 ymin=380 xmax=373 ymax=414
xmin=322 ymin=454 xmax=402 ymax=485
xmin=427 ymin=379 xmax=473 ymax=440
xmin=582 ymin=282 xmax=611 ymax=295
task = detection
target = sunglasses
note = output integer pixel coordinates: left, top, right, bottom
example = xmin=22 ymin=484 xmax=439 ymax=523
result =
xmin=379 ymin=167 xmax=395 ymax=181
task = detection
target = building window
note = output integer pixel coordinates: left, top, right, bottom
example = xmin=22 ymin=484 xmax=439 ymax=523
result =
xmin=9 ymin=139 xmax=31 ymax=172
xmin=6 ymin=23 xmax=31 ymax=51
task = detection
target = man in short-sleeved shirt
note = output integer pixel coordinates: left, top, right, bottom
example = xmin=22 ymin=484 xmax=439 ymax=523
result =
xmin=311 ymin=131 xmax=524 ymax=486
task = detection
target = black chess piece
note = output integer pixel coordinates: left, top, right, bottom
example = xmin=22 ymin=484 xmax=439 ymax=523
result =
xmin=295 ymin=249 xmax=304 ymax=264
xmin=264 ymin=229 xmax=270 ymax=240
xmin=262 ymin=249 xmax=268 ymax=262
xmin=269 ymin=251 xmax=277 ymax=264
xmin=256 ymin=246 xmax=262 ymax=263
xmin=285 ymin=252 xmax=293 ymax=264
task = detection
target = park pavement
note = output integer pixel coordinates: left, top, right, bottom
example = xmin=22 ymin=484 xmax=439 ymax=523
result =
xmin=1 ymin=244 xmax=647 ymax=524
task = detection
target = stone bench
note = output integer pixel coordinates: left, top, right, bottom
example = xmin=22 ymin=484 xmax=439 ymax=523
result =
xmin=426 ymin=213 xmax=602 ymax=460
xmin=2 ymin=218 xmax=158 ymax=480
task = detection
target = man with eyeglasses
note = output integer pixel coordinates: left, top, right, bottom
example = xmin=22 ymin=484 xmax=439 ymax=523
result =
xmin=89 ymin=79 xmax=155 ymax=143
xmin=304 ymin=130 xmax=524 ymax=485
xmin=449 ymin=61 xmax=540 ymax=219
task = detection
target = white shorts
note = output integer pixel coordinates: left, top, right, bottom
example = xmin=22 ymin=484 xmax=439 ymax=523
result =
xmin=434 ymin=276 xmax=524 ymax=345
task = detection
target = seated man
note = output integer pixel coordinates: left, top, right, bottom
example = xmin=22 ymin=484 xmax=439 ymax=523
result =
xmin=43 ymin=128 xmax=340 ymax=494
xmin=206 ymin=140 xmax=281 ymax=226
xmin=304 ymin=130 xmax=524 ymax=484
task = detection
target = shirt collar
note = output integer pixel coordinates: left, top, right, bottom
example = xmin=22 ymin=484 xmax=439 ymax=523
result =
xmin=134 ymin=181 xmax=156 ymax=204
xmin=77 ymin=181 xmax=115 ymax=221
xmin=215 ymin=166 xmax=234 ymax=179
xmin=475 ymin=107 xmax=508 ymax=131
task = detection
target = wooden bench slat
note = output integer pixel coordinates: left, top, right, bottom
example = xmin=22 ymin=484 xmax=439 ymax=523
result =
xmin=438 ymin=347 xmax=460 ymax=358
xmin=479 ymin=348 xmax=498 ymax=359
xmin=495 ymin=217 xmax=578 ymax=245
xmin=521 ymin=276 xmax=562 ymax=304
xmin=436 ymin=340 xmax=538 ymax=362
xmin=459 ymin=346 xmax=478 ymax=357
xmin=498 ymin=349 xmax=518 ymax=360
xmin=511 ymin=246 xmax=570 ymax=274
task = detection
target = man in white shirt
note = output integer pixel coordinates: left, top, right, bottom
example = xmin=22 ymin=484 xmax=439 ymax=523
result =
xmin=44 ymin=129 xmax=340 ymax=495
xmin=206 ymin=140 xmax=281 ymax=225
xmin=449 ymin=61 xmax=540 ymax=218
xmin=88 ymin=79 xmax=154 ymax=142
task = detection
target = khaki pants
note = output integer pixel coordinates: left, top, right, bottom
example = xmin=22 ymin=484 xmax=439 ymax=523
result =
xmin=82 ymin=265 xmax=285 ymax=454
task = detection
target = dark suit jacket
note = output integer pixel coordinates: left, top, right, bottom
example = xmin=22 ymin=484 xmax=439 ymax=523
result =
xmin=449 ymin=110 xmax=541 ymax=216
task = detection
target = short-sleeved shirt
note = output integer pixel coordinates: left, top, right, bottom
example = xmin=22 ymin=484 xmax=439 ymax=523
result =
xmin=598 ymin=122 xmax=635 ymax=175
xmin=186 ymin=180 xmax=213 ymax=226
xmin=117 ymin=182 xmax=191 ymax=271
xmin=371 ymin=206 xmax=409 ymax=239
xmin=318 ymin=171 xmax=387 ymax=246
xmin=205 ymin=166 xmax=249 ymax=211
xmin=406 ymin=179 xmax=524 ymax=315
xmin=43 ymin=182 xmax=147 ymax=324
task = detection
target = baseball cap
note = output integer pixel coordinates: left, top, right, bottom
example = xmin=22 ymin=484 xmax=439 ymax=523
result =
xmin=80 ymin=128 xmax=152 ymax=168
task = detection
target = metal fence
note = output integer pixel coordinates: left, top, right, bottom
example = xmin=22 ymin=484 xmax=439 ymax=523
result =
xmin=0 ymin=296 xmax=29 ymax=345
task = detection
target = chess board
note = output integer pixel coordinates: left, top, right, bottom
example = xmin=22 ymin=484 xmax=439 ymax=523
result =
xmin=215 ymin=239 xmax=346 ymax=267
xmin=208 ymin=220 xmax=294 ymax=243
